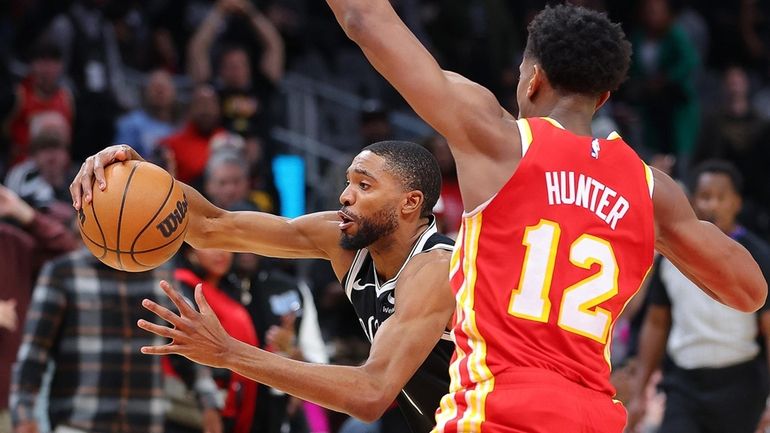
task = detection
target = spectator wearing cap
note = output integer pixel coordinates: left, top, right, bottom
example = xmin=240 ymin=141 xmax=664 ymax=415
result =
xmin=4 ymin=42 xmax=73 ymax=167
xmin=5 ymin=112 xmax=77 ymax=220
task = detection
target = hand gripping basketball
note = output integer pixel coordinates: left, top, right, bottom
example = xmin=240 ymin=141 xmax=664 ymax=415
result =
xmin=70 ymin=144 xmax=143 ymax=210
xmin=78 ymin=159 xmax=189 ymax=272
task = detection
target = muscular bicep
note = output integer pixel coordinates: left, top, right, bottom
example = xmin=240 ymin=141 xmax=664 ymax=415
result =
xmin=361 ymin=252 xmax=454 ymax=400
xmin=652 ymin=168 xmax=766 ymax=311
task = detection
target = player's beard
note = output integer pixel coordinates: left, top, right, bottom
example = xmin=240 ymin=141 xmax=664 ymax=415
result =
xmin=339 ymin=205 xmax=399 ymax=251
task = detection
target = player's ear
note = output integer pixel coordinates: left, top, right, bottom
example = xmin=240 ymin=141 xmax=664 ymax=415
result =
xmin=527 ymin=64 xmax=545 ymax=99
xmin=595 ymin=91 xmax=611 ymax=111
xmin=402 ymin=191 xmax=424 ymax=217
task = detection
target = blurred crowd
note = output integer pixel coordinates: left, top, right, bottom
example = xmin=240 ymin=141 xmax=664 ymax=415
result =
xmin=1 ymin=0 xmax=770 ymax=433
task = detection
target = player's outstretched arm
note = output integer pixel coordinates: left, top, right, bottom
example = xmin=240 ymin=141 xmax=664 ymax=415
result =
xmin=652 ymin=168 xmax=767 ymax=312
xmin=325 ymin=0 xmax=515 ymax=159
xmin=138 ymin=251 xmax=454 ymax=421
xmin=181 ymin=184 xmax=342 ymax=262
xmin=70 ymin=145 xmax=346 ymax=269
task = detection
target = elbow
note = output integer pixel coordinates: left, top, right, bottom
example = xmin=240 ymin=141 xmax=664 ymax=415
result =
xmin=340 ymin=8 xmax=373 ymax=44
xmin=732 ymin=253 xmax=768 ymax=313
xmin=346 ymin=376 xmax=391 ymax=422
xmin=349 ymin=396 xmax=390 ymax=424
xmin=736 ymin=279 xmax=768 ymax=313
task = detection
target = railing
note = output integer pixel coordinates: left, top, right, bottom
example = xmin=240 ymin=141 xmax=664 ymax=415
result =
xmin=273 ymin=72 xmax=432 ymax=210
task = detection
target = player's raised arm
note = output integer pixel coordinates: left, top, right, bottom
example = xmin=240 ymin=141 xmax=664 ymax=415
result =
xmin=138 ymin=250 xmax=454 ymax=421
xmin=652 ymin=168 xmax=767 ymax=312
xmin=325 ymin=0 xmax=515 ymax=159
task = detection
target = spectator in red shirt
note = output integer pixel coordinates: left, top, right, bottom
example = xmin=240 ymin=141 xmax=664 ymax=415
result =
xmin=5 ymin=42 xmax=74 ymax=166
xmin=161 ymin=85 xmax=226 ymax=184
xmin=175 ymin=245 xmax=258 ymax=433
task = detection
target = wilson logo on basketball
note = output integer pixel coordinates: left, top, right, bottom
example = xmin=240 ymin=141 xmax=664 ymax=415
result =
xmin=156 ymin=197 xmax=189 ymax=238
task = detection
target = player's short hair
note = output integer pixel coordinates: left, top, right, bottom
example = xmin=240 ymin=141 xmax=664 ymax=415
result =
xmin=690 ymin=159 xmax=744 ymax=195
xmin=363 ymin=141 xmax=442 ymax=218
xmin=525 ymin=4 xmax=631 ymax=95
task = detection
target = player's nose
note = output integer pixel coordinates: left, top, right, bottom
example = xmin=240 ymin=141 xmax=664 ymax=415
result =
xmin=339 ymin=185 xmax=355 ymax=206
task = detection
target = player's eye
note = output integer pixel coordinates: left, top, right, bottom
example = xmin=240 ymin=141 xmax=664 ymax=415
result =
xmin=359 ymin=182 xmax=370 ymax=190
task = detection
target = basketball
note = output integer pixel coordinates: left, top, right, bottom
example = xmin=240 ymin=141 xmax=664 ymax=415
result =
xmin=78 ymin=161 xmax=189 ymax=272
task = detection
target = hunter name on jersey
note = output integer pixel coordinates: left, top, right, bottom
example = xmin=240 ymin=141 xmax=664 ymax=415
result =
xmin=544 ymin=170 xmax=630 ymax=230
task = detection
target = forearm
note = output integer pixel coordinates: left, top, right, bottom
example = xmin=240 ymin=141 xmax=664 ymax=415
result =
xmin=10 ymin=341 xmax=45 ymax=424
xmin=188 ymin=9 xmax=224 ymax=83
xmin=663 ymin=221 xmax=766 ymax=312
xmin=631 ymin=318 xmax=669 ymax=399
xmin=224 ymin=339 xmax=389 ymax=422
xmin=654 ymin=168 xmax=767 ymax=312
xmin=11 ymin=302 xmax=63 ymax=423
xmin=181 ymin=183 xmax=333 ymax=259
xmin=10 ymin=388 xmax=38 ymax=425
xmin=326 ymin=0 xmax=402 ymax=46
xmin=250 ymin=13 xmax=284 ymax=83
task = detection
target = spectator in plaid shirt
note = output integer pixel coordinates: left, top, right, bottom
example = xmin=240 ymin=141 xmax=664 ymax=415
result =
xmin=0 ymin=185 xmax=79 ymax=433
xmin=9 ymin=249 xmax=223 ymax=433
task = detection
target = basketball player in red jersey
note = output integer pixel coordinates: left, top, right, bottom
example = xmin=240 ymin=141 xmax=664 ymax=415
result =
xmin=314 ymin=2 xmax=767 ymax=432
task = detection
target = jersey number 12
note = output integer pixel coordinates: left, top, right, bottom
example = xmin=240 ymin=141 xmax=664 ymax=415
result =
xmin=507 ymin=219 xmax=618 ymax=343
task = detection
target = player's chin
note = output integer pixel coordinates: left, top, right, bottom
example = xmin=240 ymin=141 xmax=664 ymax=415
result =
xmin=339 ymin=233 xmax=361 ymax=251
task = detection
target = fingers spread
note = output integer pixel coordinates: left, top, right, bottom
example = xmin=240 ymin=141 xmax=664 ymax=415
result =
xmin=140 ymin=344 xmax=181 ymax=356
xmin=141 ymin=299 xmax=182 ymax=327
xmin=137 ymin=319 xmax=183 ymax=340
xmin=160 ymin=280 xmax=196 ymax=316
xmin=194 ymin=284 xmax=213 ymax=314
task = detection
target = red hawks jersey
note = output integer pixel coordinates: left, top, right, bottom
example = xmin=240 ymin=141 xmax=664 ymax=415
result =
xmin=434 ymin=117 xmax=654 ymax=431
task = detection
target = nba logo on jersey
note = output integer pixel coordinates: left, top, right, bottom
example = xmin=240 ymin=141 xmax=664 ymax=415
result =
xmin=591 ymin=139 xmax=601 ymax=159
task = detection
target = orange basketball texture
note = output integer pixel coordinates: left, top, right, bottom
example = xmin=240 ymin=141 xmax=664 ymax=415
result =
xmin=78 ymin=161 xmax=189 ymax=272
